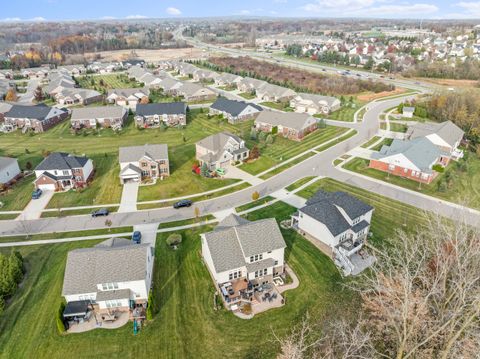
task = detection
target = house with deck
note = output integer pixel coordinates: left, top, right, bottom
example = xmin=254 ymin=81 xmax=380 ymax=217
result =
xmin=290 ymin=93 xmax=341 ymax=115
xmin=209 ymin=98 xmax=262 ymax=124
xmin=70 ymin=106 xmax=127 ymax=130
xmin=254 ymin=111 xmax=318 ymax=141
xmin=135 ymin=102 xmax=187 ymax=128
xmin=118 ymin=144 xmax=169 ymax=184
xmin=201 ymin=215 xmax=286 ymax=310
xmin=61 ymin=238 xmax=154 ymax=328
xmin=3 ymin=104 xmax=69 ymax=133
xmin=34 ymin=152 xmax=93 ymax=191
xmin=196 ymin=132 xmax=249 ymax=171
xmin=291 ymin=190 xmax=375 ymax=276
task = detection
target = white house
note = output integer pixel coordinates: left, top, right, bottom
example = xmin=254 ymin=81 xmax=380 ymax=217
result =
xmin=291 ymin=190 xmax=375 ymax=276
xmin=402 ymin=106 xmax=415 ymax=118
xmin=0 ymin=157 xmax=20 ymax=184
xmin=290 ymin=93 xmax=341 ymax=115
xmin=201 ymin=215 xmax=286 ymax=309
xmin=62 ymin=238 xmax=154 ymax=314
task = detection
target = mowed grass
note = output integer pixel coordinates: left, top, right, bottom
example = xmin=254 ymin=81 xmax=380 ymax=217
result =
xmin=0 ymin=109 xmax=253 ymax=208
xmin=259 ymin=101 xmax=294 ymax=112
xmin=76 ymin=73 xmax=142 ymax=91
xmin=241 ymin=126 xmax=349 ymax=175
xmin=0 ymin=202 xmax=357 ymax=359
xmin=343 ymin=154 xmax=480 ymax=209
xmin=320 ymin=100 xmax=365 ymax=122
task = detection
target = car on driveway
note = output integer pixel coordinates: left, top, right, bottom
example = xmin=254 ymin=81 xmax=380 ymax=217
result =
xmin=31 ymin=188 xmax=42 ymax=200
xmin=173 ymin=199 xmax=193 ymax=209
xmin=91 ymin=208 xmax=109 ymax=217
xmin=132 ymin=231 xmax=142 ymax=244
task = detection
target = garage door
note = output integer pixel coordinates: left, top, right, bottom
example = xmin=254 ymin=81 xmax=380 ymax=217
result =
xmin=122 ymin=175 xmax=140 ymax=184
xmin=37 ymin=183 xmax=56 ymax=190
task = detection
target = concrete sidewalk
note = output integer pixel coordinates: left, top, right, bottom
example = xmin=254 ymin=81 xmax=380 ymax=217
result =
xmin=224 ymin=166 xmax=264 ymax=186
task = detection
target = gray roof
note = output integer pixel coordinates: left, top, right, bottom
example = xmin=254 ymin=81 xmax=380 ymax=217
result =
xmin=95 ymin=289 xmax=131 ymax=301
xmin=300 ymin=201 xmax=351 ymax=237
xmin=107 ymin=88 xmax=149 ymax=98
xmin=62 ymin=239 xmax=151 ymax=296
xmin=255 ymin=111 xmax=316 ymax=132
xmin=305 ymin=190 xmax=374 ymax=220
xmin=135 ymin=102 xmax=186 ymax=116
xmin=0 ymin=102 xmax=12 ymax=114
xmin=216 ymin=213 xmax=250 ymax=230
xmin=246 ymin=258 xmax=276 ymax=273
xmin=119 ymin=144 xmax=168 ymax=163
xmin=371 ymin=137 xmax=447 ymax=173
xmin=196 ymin=132 xmax=242 ymax=153
xmin=294 ymin=93 xmax=340 ymax=107
xmin=36 ymin=152 xmax=90 ymax=171
xmin=0 ymin=156 xmax=18 ymax=171
xmin=57 ymin=87 xmax=101 ymax=100
xmin=71 ymin=106 xmax=126 ymax=120
xmin=5 ymin=104 xmax=66 ymax=121
xmin=210 ymin=97 xmax=262 ymax=117
xmin=352 ymin=220 xmax=370 ymax=233
xmin=406 ymin=121 xmax=464 ymax=148
xmin=256 ymin=83 xmax=296 ymax=98
xmin=177 ymin=82 xmax=215 ymax=97
xmin=203 ymin=218 xmax=286 ymax=273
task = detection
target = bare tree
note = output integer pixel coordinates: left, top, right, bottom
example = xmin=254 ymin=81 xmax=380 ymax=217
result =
xmin=357 ymin=214 xmax=480 ymax=359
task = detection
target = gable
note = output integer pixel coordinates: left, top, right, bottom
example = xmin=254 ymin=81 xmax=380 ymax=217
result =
xmin=380 ymin=153 xmax=421 ymax=171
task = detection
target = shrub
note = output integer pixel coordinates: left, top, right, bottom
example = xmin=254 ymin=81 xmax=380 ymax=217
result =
xmin=166 ymin=233 xmax=182 ymax=246
xmin=252 ymin=191 xmax=260 ymax=201
xmin=271 ymin=126 xmax=278 ymax=135
xmin=265 ymin=135 xmax=274 ymax=145
xmin=146 ymin=290 xmax=154 ymax=320
xmin=56 ymin=301 xmax=66 ymax=334
xmin=432 ymin=164 xmax=445 ymax=173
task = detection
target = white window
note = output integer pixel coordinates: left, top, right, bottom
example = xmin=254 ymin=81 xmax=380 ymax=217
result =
xmin=388 ymin=164 xmax=395 ymax=171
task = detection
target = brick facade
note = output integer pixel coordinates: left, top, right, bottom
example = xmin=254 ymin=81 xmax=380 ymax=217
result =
xmin=368 ymin=159 xmax=437 ymax=184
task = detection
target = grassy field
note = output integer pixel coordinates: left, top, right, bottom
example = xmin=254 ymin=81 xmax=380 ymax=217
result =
xmin=285 ymin=176 xmax=317 ymax=192
xmin=343 ymin=154 xmax=480 ymax=209
xmin=0 ymin=109 xmax=253 ymax=209
xmin=76 ymin=73 xmax=142 ymax=92
xmin=259 ymin=101 xmax=294 ymax=112
xmin=238 ymin=92 xmax=256 ymax=100
xmin=241 ymin=126 xmax=349 ymax=175
xmin=0 ymin=202 xmax=358 ymax=359
xmin=360 ymin=136 xmax=381 ymax=148
xmin=320 ymin=100 xmax=365 ymax=122
xmin=260 ymin=152 xmax=316 ymax=180
xmin=0 ymin=175 xmax=35 ymax=211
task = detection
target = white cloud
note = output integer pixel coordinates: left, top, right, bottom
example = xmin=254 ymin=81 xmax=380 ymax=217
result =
xmin=273 ymin=0 xmax=288 ymax=3
xmin=0 ymin=17 xmax=47 ymax=22
xmin=455 ymin=1 xmax=480 ymax=16
xmin=238 ymin=10 xmax=251 ymax=15
xmin=100 ymin=16 xmax=116 ymax=20
xmin=166 ymin=7 xmax=182 ymax=15
xmin=125 ymin=15 xmax=147 ymax=19
xmin=300 ymin=0 xmax=438 ymax=17
xmin=0 ymin=17 xmax=21 ymax=22
xmin=30 ymin=17 xmax=46 ymax=22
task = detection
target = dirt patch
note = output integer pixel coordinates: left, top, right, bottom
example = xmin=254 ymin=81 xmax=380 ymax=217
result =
xmin=80 ymin=48 xmax=206 ymax=63
xmin=412 ymin=78 xmax=479 ymax=89
xmin=357 ymin=88 xmax=407 ymax=102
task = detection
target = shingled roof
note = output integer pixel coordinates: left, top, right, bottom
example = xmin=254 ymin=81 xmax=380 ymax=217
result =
xmin=210 ymin=97 xmax=262 ymax=117
xmin=406 ymin=120 xmax=464 ymax=148
xmin=135 ymin=102 xmax=187 ymax=116
xmin=119 ymin=144 xmax=169 ymax=163
xmin=35 ymin=152 xmax=90 ymax=171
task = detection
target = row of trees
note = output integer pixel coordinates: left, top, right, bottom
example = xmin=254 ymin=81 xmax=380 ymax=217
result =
xmin=404 ymin=58 xmax=480 ymax=81
xmin=0 ymin=252 xmax=24 ymax=313
xmin=277 ymin=215 xmax=480 ymax=358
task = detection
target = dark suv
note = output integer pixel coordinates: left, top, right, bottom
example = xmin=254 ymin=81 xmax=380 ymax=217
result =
xmin=173 ymin=199 xmax=193 ymax=209
xmin=31 ymin=188 xmax=43 ymax=200
xmin=91 ymin=208 xmax=109 ymax=217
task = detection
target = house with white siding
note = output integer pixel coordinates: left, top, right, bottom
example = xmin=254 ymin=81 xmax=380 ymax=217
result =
xmin=0 ymin=157 xmax=20 ymax=185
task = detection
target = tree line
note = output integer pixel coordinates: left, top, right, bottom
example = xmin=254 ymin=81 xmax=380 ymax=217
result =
xmin=0 ymin=252 xmax=24 ymax=313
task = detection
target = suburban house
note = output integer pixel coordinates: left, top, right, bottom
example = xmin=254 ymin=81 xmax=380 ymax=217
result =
xmin=405 ymin=120 xmax=465 ymax=159
xmin=0 ymin=157 xmax=20 ymax=185
xmin=34 ymin=152 xmax=93 ymax=191
xmin=255 ymin=83 xmax=297 ymax=102
xmin=201 ymin=215 xmax=286 ymax=309
xmin=158 ymin=77 xmax=183 ymax=94
xmin=127 ymin=66 xmax=149 ymax=81
xmin=237 ymin=77 xmax=268 ymax=94
xmin=209 ymin=98 xmax=262 ymax=124
xmin=3 ymin=104 xmax=69 ymax=133
xmin=61 ymin=238 xmax=154 ymax=324
xmin=291 ymin=190 xmax=375 ymax=276
xmin=58 ymin=65 xmax=86 ymax=76
xmin=70 ymin=106 xmax=127 ymax=130
xmin=135 ymin=102 xmax=187 ymax=128
xmin=106 ymin=88 xmax=150 ymax=109
xmin=290 ymin=93 xmax=341 ymax=115
xmin=139 ymin=73 xmax=164 ymax=88
xmin=402 ymin=106 xmax=415 ymax=118
xmin=0 ymin=102 xmax=12 ymax=121
xmin=254 ymin=111 xmax=318 ymax=141
xmin=192 ymin=69 xmax=219 ymax=83
xmin=54 ymin=88 xmax=103 ymax=106
xmin=196 ymin=132 xmax=250 ymax=171
xmin=175 ymin=82 xmax=217 ymax=102
xmin=214 ymin=73 xmax=243 ymax=87
xmin=118 ymin=144 xmax=169 ymax=184
xmin=369 ymin=137 xmax=449 ymax=184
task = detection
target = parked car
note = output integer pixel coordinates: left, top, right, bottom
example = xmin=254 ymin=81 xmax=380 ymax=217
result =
xmin=132 ymin=231 xmax=142 ymax=244
xmin=173 ymin=199 xmax=193 ymax=209
xmin=31 ymin=188 xmax=42 ymax=200
xmin=91 ymin=208 xmax=109 ymax=217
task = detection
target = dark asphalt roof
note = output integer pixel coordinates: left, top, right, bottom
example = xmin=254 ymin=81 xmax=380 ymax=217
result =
xmin=63 ymin=300 xmax=90 ymax=317
xmin=352 ymin=220 xmax=370 ymax=233
xmin=135 ymin=102 xmax=187 ymax=116
xmin=35 ymin=152 xmax=89 ymax=171
xmin=210 ymin=97 xmax=262 ymax=117
xmin=300 ymin=201 xmax=351 ymax=237
xmin=5 ymin=104 xmax=52 ymax=120
xmin=305 ymin=190 xmax=373 ymax=220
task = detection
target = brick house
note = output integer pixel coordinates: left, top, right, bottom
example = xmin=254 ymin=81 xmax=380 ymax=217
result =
xmin=196 ymin=132 xmax=249 ymax=171
xmin=4 ymin=104 xmax=69 ymax=133
xmin=118 ymin=144 xmax=169 ymax=184
xmin=254 ymin=111 xmax=318 ymax=141
xmin=135 ymin=102 xmax=187 ymax=128
xmin=70 ymin=106 xmax=127 ymax=130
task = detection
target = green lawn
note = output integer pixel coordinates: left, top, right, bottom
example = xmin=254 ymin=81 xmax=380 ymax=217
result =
xmin=235 ymin=195 xmax=276 ymax=212
xmin=0 ymin=203 xmax=358 ymax=359
xmin=238 ymin=92 xmax=256 ymax=100
xmin=380 ymin=122 xmax=408 ymax=132
xmin=370 ymin=138 xmax=393 ymax=151
xmin=259 ymin=101 xmax=294 ymax=112
xmin=0 ymin=175 xmax=35 ymax=211
xmin=241 ymin=126 xmax=349 ymax=175
xmin=321 ymin=100 xmax=365 ymax=122
xmin=360 ymin=136 xmax=381 ymax=148
xmin=285 ymin=176 xmax=317 ymax=192
xmin=76 ymin=73 xmax=142 ymax=92
xmin=343 ymin=154 xmax=480 ymax=210
xmin=260 ymin=152 xmax=316 ymax=180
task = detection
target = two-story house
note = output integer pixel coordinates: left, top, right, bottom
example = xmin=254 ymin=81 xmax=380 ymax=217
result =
xmin=62 ymin=238 xmax=154 ymax=320
xmin=195 ymin=132 xmax=249 ymax=171
xmin=34 ymin=152 xmax=93 ymax=191
xmin=135 ymin=102 xmax=187 ymax=128
xmin=209 ymin=98 xmax=262 ymax=124
xmin=118 ymin=144 xmax=169 ymax=184
xmin=291 ymin=190 xmax=375 ymax=276
xmin=201 ymin=215 xmax=286 ymax=309
xmin=70 ymin=106 xmax=127 ymax=130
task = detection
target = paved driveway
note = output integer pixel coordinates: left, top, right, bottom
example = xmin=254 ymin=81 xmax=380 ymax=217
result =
xmin=17 ymin=190 xmax=54 ymax=220
xmin=133 ymin=222 xmax=159 ymax=247
xmin=223 ymin=166 xmax=263 ymax=186
xmin=118 ymin=182 xmax=139 ymax=213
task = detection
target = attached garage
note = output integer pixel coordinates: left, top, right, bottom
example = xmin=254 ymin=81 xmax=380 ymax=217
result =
xmin=119 ymin=164 xmax=141 ymax=184
xmin=34 ymin=173 xmax=58 ymax=190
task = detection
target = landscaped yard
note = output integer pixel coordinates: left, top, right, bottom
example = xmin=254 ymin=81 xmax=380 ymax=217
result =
xmin=259 ymin=101 xmax=294 ymax=112
xmin=360 ymin=136 xmax=381 ymax=148
xmin=370 ymin=137 xmax=393 ymax=151
xmin=285 ymin=176 xmax=317 ymax=192
xmin=238 ymin=92 xmax=256 ymax=100
xmin=0 ymin=175 xmax=35 ymax=211
xmin=241 ymin=126 xmax=350 ymax=175
xmin=0 ymin=202 xmax=358 ymax=358
xmin=319 ymin=99 xmax=365 ymax=122
xmin=76 ymin=73 xmax=142 ymax=92
xmin=380 ymin=122 xmax=408 ymax=133
xmin=343 ymin=153 xmax=480 ymax=209
xmin=0 ymin=109 xmax=254 ymax=210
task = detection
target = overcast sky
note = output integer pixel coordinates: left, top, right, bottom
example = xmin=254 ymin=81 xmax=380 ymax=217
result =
xmin=1 ymin=0 xmax=479 ymax=21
